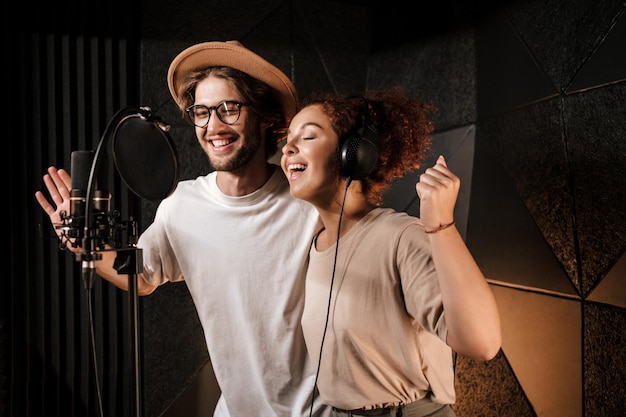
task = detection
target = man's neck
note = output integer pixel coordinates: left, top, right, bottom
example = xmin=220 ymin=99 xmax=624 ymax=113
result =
xmin=216 ymin=162 xmax=275 ymax=197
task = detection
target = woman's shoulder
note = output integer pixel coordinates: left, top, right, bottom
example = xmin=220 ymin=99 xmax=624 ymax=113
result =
xmin=354 ymin=207 xmax=419 ymax=238
xmin=370 ymin=207 xmax=418 ymax=226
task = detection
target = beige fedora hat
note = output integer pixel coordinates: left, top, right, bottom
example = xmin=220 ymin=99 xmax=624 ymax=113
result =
xmin=167 ymin=40 xmax=298 ymax=119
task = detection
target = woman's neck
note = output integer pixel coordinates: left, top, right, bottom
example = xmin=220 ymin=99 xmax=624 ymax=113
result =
xmin=314 ymin=187 xmax=375 ymax=250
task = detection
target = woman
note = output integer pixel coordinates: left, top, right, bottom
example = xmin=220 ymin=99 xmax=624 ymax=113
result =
xmin=281 ymin=88 xmax=501 ymax=417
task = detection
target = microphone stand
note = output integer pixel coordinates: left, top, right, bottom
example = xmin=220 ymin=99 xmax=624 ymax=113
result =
xmin=81 ymin=108 xmax=147 ymax=417
xmin=112 ymin=246 xmax=143 ymax=417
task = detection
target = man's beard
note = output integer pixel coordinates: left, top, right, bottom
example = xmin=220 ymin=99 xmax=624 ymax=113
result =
xmin=208 ymin=124 xmax=263 ymax=171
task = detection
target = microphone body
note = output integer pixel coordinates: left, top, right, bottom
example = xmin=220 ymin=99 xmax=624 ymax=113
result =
xmin=69 ymin=150 xmax=111 ymax=242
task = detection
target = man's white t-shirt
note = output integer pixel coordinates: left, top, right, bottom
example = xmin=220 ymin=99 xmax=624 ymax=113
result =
xmin=138 ymin=166 xmax=328 ymax=417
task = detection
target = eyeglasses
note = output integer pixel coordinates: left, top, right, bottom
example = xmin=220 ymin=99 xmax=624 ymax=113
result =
xmin=185 ymin=101 xmax=246 ymax=127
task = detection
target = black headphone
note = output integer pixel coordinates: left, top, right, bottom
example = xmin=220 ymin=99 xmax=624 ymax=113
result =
xmin=340 ymin=97 xmax=381 ymax=181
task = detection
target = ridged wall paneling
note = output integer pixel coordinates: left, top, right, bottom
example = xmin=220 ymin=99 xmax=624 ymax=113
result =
xmin=9 ymin=2 xmax=141 ymax=414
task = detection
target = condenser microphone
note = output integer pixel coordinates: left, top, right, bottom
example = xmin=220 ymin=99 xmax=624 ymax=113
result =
xmin=69 ymin=150 xmax=111 ymax=240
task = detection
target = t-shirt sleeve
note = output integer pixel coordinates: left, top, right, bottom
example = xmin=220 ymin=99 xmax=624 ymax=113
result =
xmin=396 ymin=222 xmax=448 ymax=343
xmin=137 ymin=199 xmax=184 ymax=286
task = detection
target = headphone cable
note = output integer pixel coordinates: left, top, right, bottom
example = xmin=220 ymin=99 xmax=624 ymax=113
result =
xmin=308 ymin=177 xmax=351 ymax=417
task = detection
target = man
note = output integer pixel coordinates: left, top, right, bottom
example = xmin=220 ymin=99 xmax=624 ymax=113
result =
xmin=36 ymin=40 xmax=328 ymax=417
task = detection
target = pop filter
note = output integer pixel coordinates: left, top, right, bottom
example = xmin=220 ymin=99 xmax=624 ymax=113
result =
xmin=111 ymin=108 xmax=178 ymax=201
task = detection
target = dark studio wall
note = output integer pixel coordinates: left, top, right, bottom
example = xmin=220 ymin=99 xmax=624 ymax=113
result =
xmin=5 ymin=1 xmax=625 ymax=417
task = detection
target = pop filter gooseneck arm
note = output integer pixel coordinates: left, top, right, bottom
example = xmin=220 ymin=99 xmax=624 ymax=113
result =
xmin=81 ymin=106 xmax=178 ymax=417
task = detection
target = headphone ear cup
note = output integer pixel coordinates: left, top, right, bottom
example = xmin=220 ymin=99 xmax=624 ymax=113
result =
xmin=340 ymin=122 xmax=380 ymax=180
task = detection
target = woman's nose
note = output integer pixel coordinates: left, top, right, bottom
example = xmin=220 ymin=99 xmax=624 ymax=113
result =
xmin=282 ymin=141 xmax=296 ymax=155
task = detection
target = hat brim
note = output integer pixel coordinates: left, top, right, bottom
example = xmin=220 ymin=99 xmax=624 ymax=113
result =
xmin=167 ymin=41 xmax=298 ymax=120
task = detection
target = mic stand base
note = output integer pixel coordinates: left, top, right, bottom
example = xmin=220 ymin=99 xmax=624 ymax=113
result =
xmin=113 ymin=247 xmax=144 ymax=417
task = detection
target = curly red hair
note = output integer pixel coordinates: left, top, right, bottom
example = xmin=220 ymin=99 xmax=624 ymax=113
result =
xmin=303 ymin=87 xmax=436 ymax=205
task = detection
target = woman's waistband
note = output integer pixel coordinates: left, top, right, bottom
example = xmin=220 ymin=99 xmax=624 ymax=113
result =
xmin=331 ymin=396 xmax=449 ymax=417
xmin=331 ymin=406 xmax=401 ymax=416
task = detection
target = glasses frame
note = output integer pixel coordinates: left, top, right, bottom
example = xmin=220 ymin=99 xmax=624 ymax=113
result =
xmin=185 ymin=100 xmax=246 ymax=127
